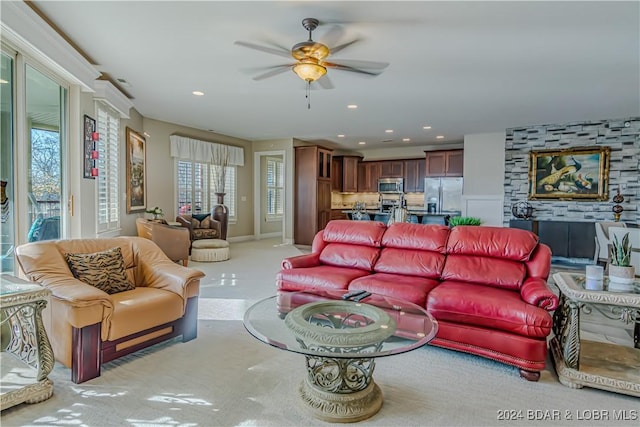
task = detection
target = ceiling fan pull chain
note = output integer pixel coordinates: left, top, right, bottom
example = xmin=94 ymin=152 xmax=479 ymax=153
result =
xmin=306 ymin=81 xmax=311 ymax=109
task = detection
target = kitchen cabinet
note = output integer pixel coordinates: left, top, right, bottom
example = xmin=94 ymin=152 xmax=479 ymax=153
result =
xmin=380 ymin=160 xmax=404 ymax=178
xmin=403 ymin=159 xmax=426 ymax=193
xmin=425 ymin=150 xmax=463 ymax=177
xmin=332 ymin=156 xmax=361 ymax=193
xmin=331 ymin=209 xmax=347 ymax=220
xmin=294 ymin=146 xmax=334 ymax=245
xmin=357 ymin=162 xmax=381 ymax=192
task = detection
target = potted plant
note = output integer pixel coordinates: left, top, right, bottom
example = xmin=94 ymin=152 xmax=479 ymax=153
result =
xmin=608 ymin=232 xmax=635 ymax=286
xmin=145 ymin=206 xmax=164 ymax=221
xmin=447 ymin=216 xmax=482 ymax=227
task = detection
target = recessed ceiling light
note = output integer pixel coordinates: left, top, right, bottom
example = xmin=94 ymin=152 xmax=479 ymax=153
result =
xmin=192 ymin=91 xmax=204 ymax=96
xmin=436 ymin=135 xmax=444 ymax=139
xmin=358 ymin=141 xmax=366 ymax=145
xmin=143 ymin=132 xmax=151 ymax=137
xmin=337 ymin=134 xmax=345 ymax=138
xmin=347 ymin=104 xmax=358 ymax=109
xmin=402 ymin=138 xmax=411 ymax=142
xmin=385 ymin=129 xmax=393 ymax=133
xmin=423 ymin=126 xmax=432 ymax=130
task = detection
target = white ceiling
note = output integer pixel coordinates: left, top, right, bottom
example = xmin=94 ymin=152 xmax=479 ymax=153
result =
xmin=32 ymin=1 xmax=639 ymax=151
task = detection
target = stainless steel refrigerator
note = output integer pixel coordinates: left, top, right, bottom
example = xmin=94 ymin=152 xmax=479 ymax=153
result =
xmin=424 ymin=177 xmax=463 ymax=215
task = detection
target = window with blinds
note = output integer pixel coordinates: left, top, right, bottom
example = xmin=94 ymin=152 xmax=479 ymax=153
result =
xmin=176 ymin=160 xmax=236 ymax=220
xmin=96 ymin=102 xmax=120 ymax=233
xmin=266 ymin=157 xmax=284 ymax=218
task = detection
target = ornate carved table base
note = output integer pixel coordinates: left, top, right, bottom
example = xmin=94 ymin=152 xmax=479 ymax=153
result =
xmin=1 ymin=275 xmax=55 ymax=411
xmin=551 ymin=273 xmax=640 ymax=398
xmin=298 ymin=355 xmax=382 ymax=423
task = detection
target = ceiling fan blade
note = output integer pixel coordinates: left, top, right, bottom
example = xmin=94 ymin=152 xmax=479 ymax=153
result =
xmin=253 ymin=65 xmax=292 ymax=81
xmin=319 ymin=25 xmax=345 ymax=49
xmin=316 ymin=75 xmax=334 ymax=90
xmin=234 ymin=41 xmax=292 ymax=59
xmin=324 ymin=59 xmax=389 ymax=70
xmin=329 ymin=38 xmax=361 ymax=55
xmin=324 ymin=63 xmax=384 ymax=77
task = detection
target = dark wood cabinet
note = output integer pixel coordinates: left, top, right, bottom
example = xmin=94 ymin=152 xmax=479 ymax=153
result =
xmin=425 ymin=150 xmax=463 ymax=177
xmin=509 ymin=219 xmax=596 ymax=259
xmin=403 ymin=159 xmax=426 ymax=193
xmin=331 ymin=157 xmax=342 ymax=192
xmin=358 ymin=162 xmax=381 ymax=192
xmin=332 ymin=156 xmax=360 ymax=193
xmin=380 ymin=160 xmax=404 ymax=178
xmin=294 ymin=146 xmax=334 ymax=245
xmin=331 ymin=209 xmax=347 ymax=220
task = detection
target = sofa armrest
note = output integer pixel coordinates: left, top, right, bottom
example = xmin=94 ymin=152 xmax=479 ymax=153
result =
xmin=281 ymin=253 xmax=321 ymax=269
xmin=520 ymin=277 xmax=559 ymax=311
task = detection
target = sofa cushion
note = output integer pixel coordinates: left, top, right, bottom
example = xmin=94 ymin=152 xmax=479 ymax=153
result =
xmin=349 ymin=273 xmax=440 ymax=307
xmin=447 ymin=226 xmax=538 ymax=262
xmin=374 ymin=247 xmax=445 ymax=279
xmin=382 ymin=222 xmax=449 ymax=253
xmin=277 ymin=265 xmax=371 ymax=292
xmin=427 ymin=281 xmax=552 ymax=338
xmin=107 ymin=287 xmax=184 ymax=341
xmin=64 ymin=247 xmax=135 ymax=295
xmin=319 ymin=243 xmax=380 ymax=271
xmin=441 ymin=254 xmax=526 ymax=290
xmin=322 ymin=220 xmax=386 ymax=247
xmin=192 ymin=213 xmax=210 ymax=222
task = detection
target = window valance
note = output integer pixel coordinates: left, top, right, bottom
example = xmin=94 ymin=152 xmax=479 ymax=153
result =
xmin=169 ymin=135 xmax=244 ymax=166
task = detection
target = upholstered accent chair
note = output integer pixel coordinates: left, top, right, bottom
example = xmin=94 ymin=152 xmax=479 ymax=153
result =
xmin=15 ymin=237 xmax=205 ymax=383
xmin=176 ymin=214 xmax=222 ymax=244
xmin=136 ymin=218 xmax=190 ymax=266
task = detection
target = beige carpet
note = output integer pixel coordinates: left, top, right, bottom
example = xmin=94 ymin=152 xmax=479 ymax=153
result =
xmin=1 ymin=239 xmax=638 ymax=426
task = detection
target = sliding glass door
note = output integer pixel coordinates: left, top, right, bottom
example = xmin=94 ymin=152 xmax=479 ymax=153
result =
xmin=1 ymin=52 xmax=14 ymax=272
xmin=25 ymin=65 xmax=66 ymax=242
xmin=0 ymin=49 xmax=68 ymax=273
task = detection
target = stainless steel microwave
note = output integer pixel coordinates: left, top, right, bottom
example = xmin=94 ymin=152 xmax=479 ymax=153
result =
xmin=378 ymin=178 xmax=404 ymax=193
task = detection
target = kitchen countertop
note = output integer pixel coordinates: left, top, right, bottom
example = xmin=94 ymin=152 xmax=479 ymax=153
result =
xmin=340 ymin=209 xmax=451 ymax=216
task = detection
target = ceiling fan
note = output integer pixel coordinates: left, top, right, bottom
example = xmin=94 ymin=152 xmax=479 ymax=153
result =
xmin=235 ymin=18 xmax=389 ymax=107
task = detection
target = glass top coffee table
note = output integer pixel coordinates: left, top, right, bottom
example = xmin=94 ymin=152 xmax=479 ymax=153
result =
xmin=551 ymin=272 xmax=639 ymax=397
xmin=243 ymin=289 xmax=438 ymax=422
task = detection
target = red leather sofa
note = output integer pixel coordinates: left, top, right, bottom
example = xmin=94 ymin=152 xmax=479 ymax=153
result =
xmin=277 ymin=220 xmax=559 ymax=381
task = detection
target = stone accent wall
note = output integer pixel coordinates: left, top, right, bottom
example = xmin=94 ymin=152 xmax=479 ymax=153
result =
xmin=504 ymin=117 xmax=640 ymax=225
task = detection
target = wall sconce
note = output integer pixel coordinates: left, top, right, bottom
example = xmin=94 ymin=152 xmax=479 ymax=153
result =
xmin=612 ymin=187 xmax=624 ymax=222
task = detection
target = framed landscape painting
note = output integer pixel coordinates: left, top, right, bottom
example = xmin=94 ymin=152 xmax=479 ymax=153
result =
xmin=126 ymin=127 xmax=146 ymax=213
xmin=528 ymin=146 xmax=610 ymax=201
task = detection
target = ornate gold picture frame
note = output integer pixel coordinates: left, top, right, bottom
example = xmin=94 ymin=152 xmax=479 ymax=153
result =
xmin=528 ymin=146 xmax=610 ymax=201
xmin=126 ymin=127 xmax=146 ymax=213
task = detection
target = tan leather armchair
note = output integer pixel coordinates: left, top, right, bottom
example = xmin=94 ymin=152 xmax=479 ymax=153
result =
xmin=176 ymin=214 xmax=222 ymax=243
xmin=136 ymin=218 xmax=190 ymax=266
xmin=15 ymin=237 xmax=205 ymax=383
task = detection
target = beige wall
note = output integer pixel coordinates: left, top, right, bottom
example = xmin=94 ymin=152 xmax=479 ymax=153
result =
xmin=356 ymin=143 xmax=464 ymax=161
xmin=463 ymin=132 xmax=506 ymax=196
xmin=139 ymin=118 xmax=253 ymax=239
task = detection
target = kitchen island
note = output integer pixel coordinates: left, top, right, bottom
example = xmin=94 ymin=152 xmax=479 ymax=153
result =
xmin=341 ymin=209 xmax=451 ymax=225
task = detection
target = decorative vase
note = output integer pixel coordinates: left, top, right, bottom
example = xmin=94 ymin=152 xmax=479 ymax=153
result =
xmin=608 ymin=265 xmax=635 ymax=286
xmin=213 ymin=192 xmax=229 ymax=240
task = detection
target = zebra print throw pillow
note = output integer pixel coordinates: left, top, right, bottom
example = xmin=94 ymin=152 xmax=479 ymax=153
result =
xmin=65 ymin=247 xmax=135 ymax=294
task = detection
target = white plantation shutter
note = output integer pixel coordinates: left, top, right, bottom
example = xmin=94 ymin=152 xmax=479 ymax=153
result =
xmin=96 ymin=102 xmax=120 ymax=233
xmin=177 ymin=161 xmax=236 ymax=220
xmin=266 ymin=157 xmax=283 ymax=217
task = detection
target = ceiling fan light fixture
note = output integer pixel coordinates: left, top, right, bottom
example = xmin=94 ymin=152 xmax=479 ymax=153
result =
xmin=292 ymin=60 xmax=327 ymax=82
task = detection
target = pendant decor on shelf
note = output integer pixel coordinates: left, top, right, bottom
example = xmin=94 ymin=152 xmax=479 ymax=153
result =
xmin=511 ymin=201 xmax=533 ymax=219
xmin=612 ymin=187 xmax=624 ymax=222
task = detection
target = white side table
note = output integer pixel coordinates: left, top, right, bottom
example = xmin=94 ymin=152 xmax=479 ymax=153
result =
xmin=1 ymin=274 xmax=55 ymax=410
